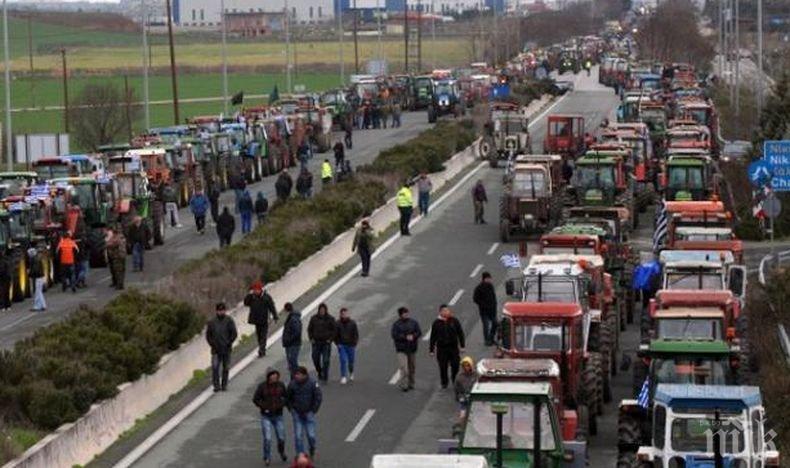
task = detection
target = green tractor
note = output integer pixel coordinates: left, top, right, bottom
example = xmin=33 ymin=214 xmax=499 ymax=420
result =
xmin=568 ymin=149 xmax=637 ymax=230
xmin=661 ymin=155 xmax=718 ymax=202
xmin=51 ymin=177 xmax=114 ymax=267
xmin=111 ymin=171 xmax=165 ymax=250
xmin=0 ymin=204 xmax=46 ymax=301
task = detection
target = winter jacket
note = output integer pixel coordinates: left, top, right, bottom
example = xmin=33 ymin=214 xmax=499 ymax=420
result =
xmin=29 ymin=253 xmax=44 ymax=279
xmin=216 ymin=211 xmax=236 ymax=238
xmin=206 ymin=314 xmax=238 ymax=355
xmin=473 ymin=281 xmax=497 ymax=316
xmin=127 ymin=223 xmax=146 ymax=246
xmin=253 ymin=371 xmax=287 ymax=416
xmin=275 ymin=173 xmax=293 ymax=199
xmin=245 ymin=291 xmax=278 ymax=325
xmin=391 ymin=317 xmax=422 ymax=354
xmin=472 ymin=183 xmax=488 ymax=202
xmin=189 ymin=194 xmax=209 ymax=216
xmin=286 ymin=377 xmax=322 ymax=415
xmin=454 ymin=370 xmax=479 ymax=402
xmin=208 ymin=187 xmax=220 ymax=205
xmin=238 ymin=193 xmax=254 ymax=214
xmin=162 ymin=185 xmax=178 ymax=204
xmin=255 ymin=194 xmax=269 ymax=216
xmin=429 ymin=316 xmax=465 ymax=353
xmin=335 ymin=318 xmax=359 ymax=347
xmin=352 ymin=226 xmax=373 ymax=253
xmin=333 ymin=142 xmax=345 ymax=159
xmin=282 ymin=311 xmax=303 ymax=348
xmin=308 ymin=312 xmax=337 ymax=344
xmin=296 ymin=172 xmax=313 ymax=195
xmin=56 ymin=237 xmax=79 ymax=265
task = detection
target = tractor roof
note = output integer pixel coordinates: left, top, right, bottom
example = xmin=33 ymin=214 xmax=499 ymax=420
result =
xmin=659 ymin=249 xmax=734 ymax=265
xmin=503 ymin=302 xmax=583 ymax=319
xmin=654 ymin=384 xmax=761 ymax=409
xmin=549 ymin=224 xmax=608 ymax=237
xmin=569 ymin=206 xmax=629 ymax=221
xmin=548 ymin=114 xmax=583 ymax=119
xmin=125 ymin=148 xmax=167 ymax=157
xmin=655 ymin=289 xmax=736 ymax=307
xmin=665 ymin=201 xmax=724 ymax=214
xmin=576 ymin=154 xmax=620 ymax=165
xmin=675 ymin=226 xmax=733 ymax=236
xmin=647 ymin=339 xmax=731 ymax=354
xmin=667 ymin=157 xmax=706 ymax=166
xmin=471 ymin=381 xmax=552 ymax=398
xmin=653 ymin=307 xmax=724 ymax=319
xmin=513 ymin=154 xmax=562 ymax=164
xmin=51 ymin=177 xmax=97 ymax=186
xmin=477 ymin=358 xmax=560 ymax=380
xmin=529 ymin=253 xmax=604 ymax=268
xmin=0 ymin=171 xmax=37 ymax=178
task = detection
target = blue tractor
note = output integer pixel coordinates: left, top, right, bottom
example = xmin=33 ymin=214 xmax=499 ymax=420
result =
xmin=427 ymin=79 xmax=465 ymax=123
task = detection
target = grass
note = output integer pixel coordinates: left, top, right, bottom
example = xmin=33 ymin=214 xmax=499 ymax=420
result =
xmin=0 ymin=426 xmax=44 ymax=463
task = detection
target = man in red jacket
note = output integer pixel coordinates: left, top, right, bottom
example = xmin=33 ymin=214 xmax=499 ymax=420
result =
xmin=253 ymin=368 xmax=288 ymax=465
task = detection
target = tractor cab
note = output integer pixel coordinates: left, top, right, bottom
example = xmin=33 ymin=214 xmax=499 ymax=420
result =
xmin=664 ymin=201 xmax=732 ymax=247
xmin=0 ymin=172 xmax=37 ymax=198
xmin=543 ymin=115 xmax=585 ymax=159
xmin=636 ymin=384 xmax=780 ymax=468
xmin=671 ymin=227 xmax=743 ymax=263
xmin=638 ymin=102 xmax=668 ymax=141
xmin=647 ymin=289 xmax=741 ymax=345
xmin=658 ymin=250 xmax=746 ymax=304
xmin=662 ymin=155 xmax=716 ymax=201
xmin=32 ymin=157 xmax=80 ymax=182
xmin=481 ymin=102 xmax=531 ymax=166
xmin=539 ymin=229 xmax=604 ymax=257
xmin=122 ymin=148 xmax=171 ymax=186
xmin=61 ymin=154 xmax=106 ymax=178
xmin=571 ymin=150 xmax=630 ymax=207
xmin=50 ymin=177 xmax=113 ymax=231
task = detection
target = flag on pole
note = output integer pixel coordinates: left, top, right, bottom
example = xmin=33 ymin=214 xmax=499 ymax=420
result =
xmin=269 ymin=85 xmax=280 ymax=104
xmin=652 ymin=201 xmax=668 ymax=252
xmin=637 ymin=376 xmax=650 ymax=409
xmin=230 ymin=91 xmax=244 ymax=106
xmin=499 ymin=253 xmax=522 ymax=269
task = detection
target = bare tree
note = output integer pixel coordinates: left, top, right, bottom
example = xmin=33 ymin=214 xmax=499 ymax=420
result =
xmin=68 ymin=83 xmax=141 ymax=151
xmin=635 ymin=0 xmax=715 ymax=71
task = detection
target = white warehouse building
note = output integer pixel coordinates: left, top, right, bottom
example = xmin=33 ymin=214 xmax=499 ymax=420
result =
xmin=173 ymin=0 xmax=336 ymax=27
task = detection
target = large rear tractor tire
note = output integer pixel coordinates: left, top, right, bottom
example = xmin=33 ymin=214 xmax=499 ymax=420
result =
xmin=152 ymin=202 xmax=166 ymax=246
xmin=12 ymin=256 xmax=29 ymax=302
xmin=585 ymin=351 xmax=605 ymax=417
xmin=89 ymin=228 xmax=108 ymax=268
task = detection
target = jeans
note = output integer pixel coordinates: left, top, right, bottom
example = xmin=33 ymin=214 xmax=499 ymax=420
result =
xmin=436 ymin=348 xmax=460 ymax=388
xmin=219 ymin=235 xmax=232 ymax=248
xmin=418 ymin=191 xmax=430 ymax=216
xmin=195 ymin=214 xmax=206 ymax=233
xmin=291 ymin=411 xmax=316 ymax=455
xmin=480 ymin=312 xmax=497 ymax=345
xmin=61 ymin=264 xmax=76 ymax=291
xmin=311 ymin=341 xmax=331 ymax=381
xmin=211 ymin=352 xmax=231 ymax=390
xmin=337 ymin=344 xmax=356 ymax=378
xmin=132 ymin=242 xmax=144 ymax=271
xmin=166 ymin=202 xmax=180 ymax=226
xmin=241 ymin=212 xmax=252 ymax=234
xmin=398 ymin=206 xmax=412 ymax=235
xmin=33 ymin=277 xmax=46 ymax=310
xmin=255 ymin=324 xmax=269 ymax=356
xmin=474 ymin=200 xmax=485 ymax=223
xmin=234 ymin=189 xmax=243 ymax=213
xmin=285 ymin=345 xmax=300 ymax=375
xmin=396 ymin=352 xmax=416 ymax=390
xmin=77 ymin=259 xmax=89 ymax=286
xmin=256 ymin=213 xmax=267 ymax=225
xmin=261 ymin=414 xmax=285 ymax=461
xmin=358 ymin=247 xmax=371 ymax=276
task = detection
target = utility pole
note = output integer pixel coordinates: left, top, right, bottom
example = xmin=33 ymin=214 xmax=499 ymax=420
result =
xmin=27 ymin=15 xmax=34 ymax=108
xmin=416 ymin=0 xmax=422 ymax=72
xmin=353 ymin=0 xmax=359 ymax=74
xmin=141 ymin=0 xmax=150 ymax=129
xmin=124 ymin=75 xmax=133 ymax=141
xmin=337 ymin=0 xmax=344 ymax=85
xmin=284 ymin=0 xmax=292 ymax=93
xmin=3 ymin=0 xmax=12 ymax=170
xmin=430 ymin=0 xmax=436 ymax=69
xmin=492 ymin=1 xmax=498 ymax=66
xmin=757 ymin=0 xmax=763 ymax=115
xmin=376 ymin=0 xmax=383 ymax=64
xmin=165 ymin=0 xmax=180 ymax=124
xmin=61 ymin=48 xmax=69 ymax=134
xmin=220 ymin=0 xmax=228 ymax=115
xmin=404 ymin=0 xmax=409 ymax=72
xmin=734 ymin=0 xmax=739 ymax=117
xmin=717 ymin=0 xmax=723 ymax=77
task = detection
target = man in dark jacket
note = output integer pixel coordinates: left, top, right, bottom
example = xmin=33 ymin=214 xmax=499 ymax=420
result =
xmin=472 ymin=180 xmax=488 ymax=224
xmin=127 ymin=216 xmax=146 ymax=272
xmin=282 ymin=303 xmax=302 ymax=374
xmin=391 ymin=307 xmax=422 ymax=391
xmin=333 ymin=141 xmax=345 ymax=168
xmin=334 ymin=307 xmax=359 ymax=384
xmin=245 ymin=281 xmax=278 ymax=357
xmin=206 ymin=302 xmax=238 ymax=392
xmin=472 ymin=271 xmax=498 ymax=346
xmin=208 ymin=184 xmax=221 ymax=225
xmin=189 ymin=190 xmax=209 ymax=234
xmin=429 ymin=305 xmax=466 ymax=388
xmin=296 ymin=167 xmax=313 ymax=199
xmin=286 ymin=366 xmax=322 ymax=458
xmin=216 ymin=207 xmax=236 ymax=248
xmin=307 ymin=303 xmax=336 ymax=383
xmin=253 ymin=368 xmax=288 ymax=465
xmin=275 ymin=170 xmax=293 ymax=203
xmin=238 ymin=190 xmax=254 ymax=234
xmin=255 ymin=192 xmax=269 ymax=225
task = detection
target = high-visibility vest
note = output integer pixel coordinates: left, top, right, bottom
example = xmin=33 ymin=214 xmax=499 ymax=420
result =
xmin=397 ymin=186 xmax=413 ymax=207
xmin=321 ymin=162 xmax=333 ymax=179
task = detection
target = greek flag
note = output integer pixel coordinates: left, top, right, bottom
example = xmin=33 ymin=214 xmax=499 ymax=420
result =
xmin=500 ymin=253 xmax=522 ymax=269
xmin=652 ymin=201 xmax=668 ymax=252
xmin=637 ymin=376 xmax=650 ymax=409
xmin=29 ymin=184 xmax=50 ymax=199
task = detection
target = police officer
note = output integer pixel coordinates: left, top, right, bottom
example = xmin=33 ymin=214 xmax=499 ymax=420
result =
xmin=396 ymin=181 xmax=413 ymax=236
xmin=106 ymin=226 xmax=127 ymax=290
xmin=321 ymin=159 xmax=333 ymax=186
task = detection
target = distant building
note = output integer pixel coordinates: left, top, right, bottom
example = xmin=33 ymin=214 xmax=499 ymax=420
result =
xmin=172 ymin=0 xmax=335 ymax=28
xmin=225 ymin=11 xmax=286 ymax=36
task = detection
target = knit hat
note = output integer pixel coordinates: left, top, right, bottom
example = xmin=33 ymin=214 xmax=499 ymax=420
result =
xmin=461 ymin=356 xmax=474 ymax=368
xmin=251 ymin=280 xmax=264 ymax=293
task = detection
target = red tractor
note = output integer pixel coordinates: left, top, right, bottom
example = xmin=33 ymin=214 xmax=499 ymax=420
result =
xmin=497 ymin=302 xmax=604 ymax=435
xmin=543 ymin=115 xmax=586 ymax=160
xmin=646 ymin=289 xmax=743 ymax=346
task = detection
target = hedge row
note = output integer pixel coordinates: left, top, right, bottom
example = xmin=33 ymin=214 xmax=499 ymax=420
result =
xmin=0 ymin=291 xmax=203 ymax=431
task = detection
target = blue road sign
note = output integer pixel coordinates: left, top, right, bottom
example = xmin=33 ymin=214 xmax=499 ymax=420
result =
xmin=748 ymin=159 xmax=772 ymax=187
xmin=764 ymin=140 xmax=790 ymax=191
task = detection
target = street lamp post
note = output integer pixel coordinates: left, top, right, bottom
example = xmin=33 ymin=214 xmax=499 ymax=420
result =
xmin=141 ymin=0 xmax=150 ymax=129
xmin=757 ymin=0 xmax=763 ymax=115
xmin=3 ymin=0 xmax=12 ymax=170
xmin=338 ymin=0 xmax=344 ymax=85
xmin=284 ymin=0 xmax=292 ymax=93
xmin=220 ymin=0 xmax=228 ymax=115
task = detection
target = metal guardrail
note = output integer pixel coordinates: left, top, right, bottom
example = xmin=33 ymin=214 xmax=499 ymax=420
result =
xmin=757 ymin=252 xmax=790 ymax=366
xmin=778 ymin=324 xmax=790 ymax=367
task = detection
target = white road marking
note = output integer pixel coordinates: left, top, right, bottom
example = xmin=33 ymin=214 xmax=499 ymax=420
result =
xmin=0 ymin=314 xmax=33 ymax=332
xmin=487 ymin=243 xmax=499 ymax=255
xmin=345 ymin=409 xmax=376 ymax=442
xmin=422 ymin=330 xmax=431 ymax=341
xmin=469 ymin=264 xmax=483 ymax=278
xmin=115 ymin=158 xmax=489 ymax=468
xmin=448 ymin=289 xmax=464 ymax=306
xmin=388 ymin=370 xmax=401 ymax=385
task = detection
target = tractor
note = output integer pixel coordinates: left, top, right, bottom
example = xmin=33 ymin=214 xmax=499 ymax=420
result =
xmin=543 ymin=115 xmax=586 ymax=160
xmin=32 ymin=157 xmax=80 ymax=182
xmin=411 ymin=75 xmax=434 ymax=110
xmin=498 ymin=155 xmax=564 ymax=241
xmin=111 ymin=170 xmax=165 ymax=250
xmin=658 ymin=249 xmax=747 ymax=307
xmin=661 ymin=201 xmax=733 ymax=251
xmin=569 ymin=149 xmax=637 ymax=230
xmin=479 ymin=102 xmax=532 ymax=168
xmin=0 ymin=209 xmax=30 ymax=303
xmin=0 ymin=172 xmax=38 ymax=199
xmin=428 ymin=79 xmax=465 ymax=123
xmin=634 ymin=384 xmax=780 ymax=468
xmin=599 ymin=126 xmax=656 ymax=211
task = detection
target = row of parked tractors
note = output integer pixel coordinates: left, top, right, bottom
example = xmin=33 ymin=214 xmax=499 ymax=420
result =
xmin=440 ymin=32 xmax=780 ymax=468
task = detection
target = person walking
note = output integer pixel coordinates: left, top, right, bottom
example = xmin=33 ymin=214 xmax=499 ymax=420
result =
xmin=238 ymin=190 xmax=254 ymax=235
xmin=286 ymin=366 xmax=322 ymax=458
xmin=429 ymin=305 xmax=465 ymax=389
xmin=208 ymin=184 xmax=221 ymax=226
xmin=416 ymin=173 xmax=433 ymax=216
xmin=75 ymin=229 xmax=90 ymax=288
xmin=275 ymin=170 xmax=293 ymax=203
xmin=307 ymin=303 xmax=336 ymax=383
xmin=189 ymin=190 xmax=209 ymax=234
xmin=245 ymin=280 xmax=278 ymax=358
xmin=396 ymin=181 xmax=413 ymax=236
xmin=351 ymin=219 xmax=373 ymax=277
xmin=392 ymin=101 xmax=402 ymax=128
xmin=296 ymin=167 xmax=313 ymax=199
xmin=454 ymin=356 xmax=478 ymax=420
xmin=255 ymin=192 xmax=269 ymax=225
xmin=163 ymin=182 xmax=182 ymax=228
xmin=217 ymin=207 xmax=236 ymax=248
xmin=106 ymin=226 xmax=127 ymax=290
xmin=334 ymin=308 xmax=358 ymax=384
xmin=472 ymin=271 xmax=498 ymax=346
xmin=320 ymin=159 xmax=333 ymax=187
xmin=28 ymin=248 xmax=46 ymax=311
xmin=381 ymin=100 xmax=391 ymax=129
xmin=282 ymin=302 xmax=302 ymax=375
xmin=253 ymin=368 xmax=288 ymax=465
xmin=391 ymin=307 xmax=422 ymax=392
xmin=56 ymin=231 xmax=79 ymax=291
xmin=333 ymin=141 xmax=345 ymax=168
xmin=471 ymin=180 xmax=488 ymax=224
xmin=206 ymin=302 xmax=238 ymax=392
xmin=344 ymin=126 xmax=353 ymax=150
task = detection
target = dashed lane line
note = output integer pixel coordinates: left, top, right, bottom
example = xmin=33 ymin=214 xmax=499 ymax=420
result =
xmin=345 ymin=409 xmax=376 ymax=442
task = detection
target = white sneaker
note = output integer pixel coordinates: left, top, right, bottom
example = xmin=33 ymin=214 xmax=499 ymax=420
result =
xmin=349 ymin=373 xmax=354 ymax=382
xmin=340 ymin=377 xmax=347 ymax=385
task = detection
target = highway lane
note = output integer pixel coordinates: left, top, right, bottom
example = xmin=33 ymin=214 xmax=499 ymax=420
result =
xmin=122 ymin=70 xmax=624 ymax=468
xmin=0 ymin=112 xmax=433 ymax=349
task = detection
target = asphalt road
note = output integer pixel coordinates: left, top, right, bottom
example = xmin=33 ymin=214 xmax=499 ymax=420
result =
xmin=122 ymin=70 xmax=629 ymax=468
xmin=0 ymin=112 xmax=433 ymax=350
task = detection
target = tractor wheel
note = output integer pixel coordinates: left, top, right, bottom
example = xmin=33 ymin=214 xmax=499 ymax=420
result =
xmin=152 ymin=202 xmax=165 ymax=246
xmin=625 ymin=288 xmax=635 ymax=325
xmin=180 ymin=181 xmax=190 ymax=207
xmin=12 ymin=255 xmax=29 ymax=302
xmin=585 ymin=351 xmax=605 ymax=416
xmin=44 ymin=255 xmax=54 ymax=287
xmin=588 ymin=323 xmax=601 ymax=353
xmin=479 ymin=138 xmax=493 ymax=162
xmin=89 ymin=227 xmax=108 ymax=268
xmin=615 ymin=452 xmax=639 ymax=468
xmin=617 ymin=412 xmax=642 ymax=448
xmin=601 ymin=315 xmax=616 ymax=403
xmin=548 ymin=193 xmax=563 ymax=229
xmin=256 ymin=156 xmax=264 ymax=181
